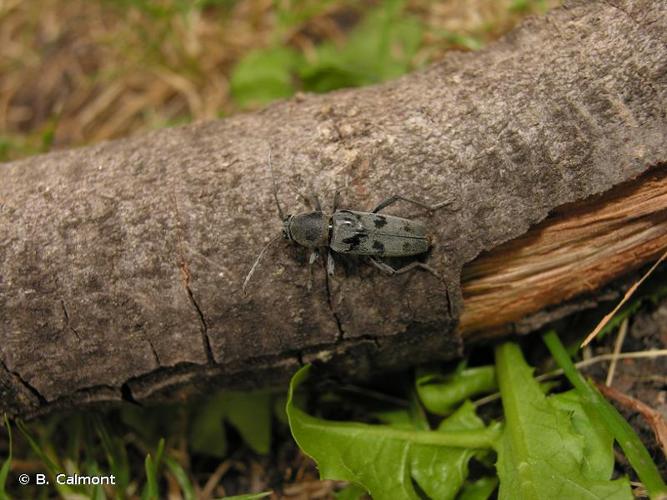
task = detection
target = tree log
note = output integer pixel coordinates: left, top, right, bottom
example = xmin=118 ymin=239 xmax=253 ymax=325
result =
xmin=461 ymin=168 xmax=667 ymax=339
xmin=1 ymin=0 xmax=665 ymax=418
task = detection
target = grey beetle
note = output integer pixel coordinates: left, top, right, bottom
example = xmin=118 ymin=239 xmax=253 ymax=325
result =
xmin=242 ymin=153 xmax=454 ymax=293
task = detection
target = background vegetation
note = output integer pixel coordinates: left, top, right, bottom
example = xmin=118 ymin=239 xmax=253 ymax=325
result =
xmin=0 ymin=0 xmax=556 ymax=161
xmin=4 ymin=1 xmax=664 ymax=499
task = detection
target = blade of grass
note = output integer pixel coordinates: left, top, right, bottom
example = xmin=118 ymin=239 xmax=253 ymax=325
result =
xmin=143 ymin=454 xmax=158 ymax=500
xmin=84 ymin=460 xmax=107 ymax=500
xmin=142 ymin=438 xmax=165 ymax=500
xmin=0 ymin=415 xmax=12 ymax=494
xmin=596 ymin=383 xmax=667 ymax=458
xmin=222 ymin=492 xmax=272 ymax=500
xmin=163 ymin=456 xmax=196 ymax=500
xmin=15 ymin=419 xmax=75 ymax=496
xmin=15 ymin=420 xmax=60 ymax=476
xmin=93 ymin=415 xmax=130 ymax=491
xmin=543 ymin=330 xmax=667 ymax=497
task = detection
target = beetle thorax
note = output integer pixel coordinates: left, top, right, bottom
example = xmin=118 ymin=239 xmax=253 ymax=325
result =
xmin=284 ymin=212 xmax=330 ymax=247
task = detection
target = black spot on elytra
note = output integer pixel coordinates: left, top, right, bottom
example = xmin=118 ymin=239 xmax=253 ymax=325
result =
xmin=403 ymin=241 xmax=412 ymax=252
xmin=372 ymin=240 xmax=385 ymax=253
xmin=342 ymin=233 xmax=367 ymax=250
xmin=373 ymin=215 xmax=388 ymax=228
xmin=403 ymin=224 xmax=412 ymax=233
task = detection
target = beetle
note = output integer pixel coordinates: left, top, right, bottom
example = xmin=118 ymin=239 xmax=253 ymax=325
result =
xmin=242 ymin=152 xmax=454 ymax=293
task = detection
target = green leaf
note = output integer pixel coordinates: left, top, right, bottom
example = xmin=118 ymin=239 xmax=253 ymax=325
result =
xmin=274 ymin=0 xmax=339 ymax=31
xmin=190 ymin=394 xmax=229 ymax=458
xmin=120 ymin=403 xmax=184 ymax=445
xmin=287 ymin=365 xmax=499 ymax=500
xmin=509 ymin=0 xmax=531 ymax=13
xmin=272 ymin=394 xmax=289 ymax=425
xmin=407 ymin=385 xmax=430 ymax=431
xmin=300 ymin=0 xmax=423 ymax=92
xmin=335 ymin=483 xmax=367 ymax=500
xmin=225 ymin=392 xmax=272 ymax=455
xmin=411 ymin=402 xmax=489 ymax=500
xmin=230 ymin=47 xmax=300 ymax=107
xmin=375 ymin=386 xmax=428 ymax=431
xmin=370 ymin=400 xmax=489 ymax=497
xmin=0 ymin=415 xmax=11 ymax=496
xmin=543 ymin=331 xmax=667 ymax=498
xmin=458 ymin=477 xmax=498 ymax=500
xmin=372 ymin=408 xmax=416 ymax=430
xmin=416 ymin=364 xmax=496 ymax=415
xmin=549 ymin=390 xmax=614 ymax=480
xmin=509 ymin=0 xmax=550 ymax=14
xmin=494 ymin=342 xmax=632 ymax=500
xmin=190 ymin=391 xmax=272 ymax=457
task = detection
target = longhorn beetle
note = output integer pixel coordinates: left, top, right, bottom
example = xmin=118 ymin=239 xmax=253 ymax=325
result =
xmin=242 ymin=151 xmax=455 ymax=293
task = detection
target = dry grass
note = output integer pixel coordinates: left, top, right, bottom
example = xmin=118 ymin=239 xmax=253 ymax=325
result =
xmin=0 ymin=0 xmax=559 ymax=161
xmin=0 ymin=0 xmax=275 ymax=151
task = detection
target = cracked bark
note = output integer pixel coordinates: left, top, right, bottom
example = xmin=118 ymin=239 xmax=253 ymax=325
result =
xmin=1 ymin=0 xmax=666 ymax=418
xmin=0 ymin=358 xmax=46 ymax=406
xmin=323 ymin=260 xmax=346 ymax=342
xmin=59 ymin=300 xmax=81 ymax=341
xmin=144 ymin=338 xmax=161 ymax=367
xmin=181 ymin=261 xmax=215 ymax=364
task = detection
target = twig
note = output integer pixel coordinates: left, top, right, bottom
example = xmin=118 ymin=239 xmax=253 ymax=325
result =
xmin=201 ymin=460 xmax=231 ymax=500
xmin=581 ymin=248 xmax=667 ymax=347
xmin=605 ymin=317 xmax=629 ymax=387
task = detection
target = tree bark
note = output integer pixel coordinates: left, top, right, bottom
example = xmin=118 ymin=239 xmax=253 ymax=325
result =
xmin=1 ymin=0 xmax=665 ymax=418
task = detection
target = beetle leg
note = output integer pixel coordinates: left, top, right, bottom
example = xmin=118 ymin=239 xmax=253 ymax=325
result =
xmin=371 ymin=195 xmax=455 ymax=214
xmin=311 ymin=194 xmax=323 ymax=212
xmin=369 ymin=257 xmax=442 ymax=280
xmin=369 ymin=258 xmax=454 ymax=317
xmin=308 ymin=250 xmax=319 ymax=290
xmin=327 ymin=251 xmax=336 ymax=277
xmin=332 ymin=190 xmax=342 ymax=211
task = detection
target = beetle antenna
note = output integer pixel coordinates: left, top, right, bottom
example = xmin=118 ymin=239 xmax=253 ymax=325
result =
xmin=267 ymin=147 xmax=285 ymax=220
xmin=242 ymin=234 xmax=283 ymax=295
